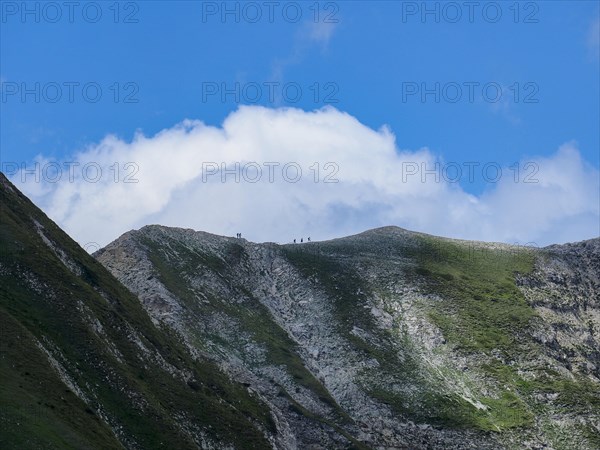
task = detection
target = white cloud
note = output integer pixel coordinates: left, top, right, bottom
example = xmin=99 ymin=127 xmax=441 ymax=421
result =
xmin=305 ymin=20 xmax=337 ymax=48
xmin=7 ymin=106 xmax=599 ymax=249
xmin=269 ymin=19 xmax=337 ymax=95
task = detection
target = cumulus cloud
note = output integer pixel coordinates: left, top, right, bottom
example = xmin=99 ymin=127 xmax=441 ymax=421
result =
xmin=6 ymin=106 xmax=599 ymax=249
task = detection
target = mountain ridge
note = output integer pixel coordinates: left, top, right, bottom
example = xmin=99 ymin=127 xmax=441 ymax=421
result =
xmin=96 ymin=220 xmax=600 ymax=449
xmin=112 ymin=222 xmax=598 ymax=253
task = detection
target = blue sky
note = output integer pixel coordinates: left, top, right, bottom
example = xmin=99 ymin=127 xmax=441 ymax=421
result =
xmin=1 ymin=1 xmax=599 ymax=247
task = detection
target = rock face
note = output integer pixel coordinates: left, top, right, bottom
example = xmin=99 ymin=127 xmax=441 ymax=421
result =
xmin=517 ymin=239 xmax=600 ymax=379
xmin=95 ymin=225 xmax=600 ymax=449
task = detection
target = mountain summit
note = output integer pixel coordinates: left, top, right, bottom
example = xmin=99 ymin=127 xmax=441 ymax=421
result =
xmin=1 ymin=172 xmax=599 ymax=449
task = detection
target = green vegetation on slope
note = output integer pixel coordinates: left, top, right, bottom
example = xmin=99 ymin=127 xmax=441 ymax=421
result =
xmin=409 ymin=236 xmax=536 ymax=354
xmin=404 ymin=236 xmax=600 ymax=438
xmin=0 ymin=310 xmax=122 ymax=450
xmin=0 ymin=174 xmax=273 ymax=449
xmin=405 ymin=237 xmax=537 ymax=430
xmin=283 ymin=239 xmax=537 ymax=432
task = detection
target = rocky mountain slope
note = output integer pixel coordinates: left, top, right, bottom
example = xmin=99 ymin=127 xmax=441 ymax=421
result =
xmin=96 ymin=224 xmax=599 ymax=449
xmin=1 ymin=171 xmax=598 ymax=449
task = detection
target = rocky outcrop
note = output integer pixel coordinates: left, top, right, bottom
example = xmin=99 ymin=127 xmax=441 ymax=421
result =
xmin=517 ymin=239 xmax=600 ymax=378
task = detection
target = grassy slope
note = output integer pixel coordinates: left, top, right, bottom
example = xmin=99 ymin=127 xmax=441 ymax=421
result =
xmin=0 ymin=174 xmax=273 ymax=449
xmin=280 ymin=243 xmax=490 ymax=430
xmin=406 ymin=236 xmax=537 ymax=430
xmin=412 ymin=237 xmax=600 ymax=441
xmin=282 ymin=233 xmax=600 ymax=441
xmin=0 ymin=309 xmax=122 ymax=450
xmin=408 ymin=236 xmax=536 ymax=353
